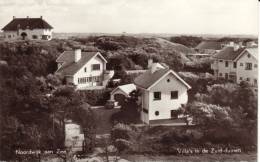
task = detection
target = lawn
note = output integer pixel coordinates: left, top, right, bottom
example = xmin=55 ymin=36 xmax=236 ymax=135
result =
xmin=122 ymin=153 xmax=257 ymax=162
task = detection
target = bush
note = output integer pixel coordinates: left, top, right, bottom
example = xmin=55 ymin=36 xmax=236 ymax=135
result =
xmin=111 ymin=128 xmax=131 ymax=141
xmin=79 ymin=89 xmax=111 ymax=106
xmin=114 ymin=139 xmax=133 ymax=152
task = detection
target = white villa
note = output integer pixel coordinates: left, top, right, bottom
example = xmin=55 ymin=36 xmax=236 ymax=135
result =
xmin=134 ymin=61 xmax=191 ymax=124
xmin=211 ymin=44 xmax=258 ymax=86
xmin=2 ymin=16 xmax=53 ymax=40
xmin=56 ymin=48 xmax=114 ymax=90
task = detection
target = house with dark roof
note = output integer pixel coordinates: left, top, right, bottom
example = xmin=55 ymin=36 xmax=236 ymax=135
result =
xmin=211 ymin=44 xmax=258 ymax=86
xmin=133 ymin=61 xmax=191 ymax=124
xmin=2 ymin=16 xmax=53 ymax=40
xmin=195 ymin=40 xmax=223 ymax=54
xmin=56 ymin=48 xmax=114 ymax=90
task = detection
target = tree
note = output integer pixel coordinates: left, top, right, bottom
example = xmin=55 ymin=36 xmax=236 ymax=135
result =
xmin=186 ymin=102 xmax=233 ymax=129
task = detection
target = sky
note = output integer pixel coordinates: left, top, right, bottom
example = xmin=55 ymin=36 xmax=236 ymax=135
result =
xmin=0 ymin=0 xmax=258 ymax=35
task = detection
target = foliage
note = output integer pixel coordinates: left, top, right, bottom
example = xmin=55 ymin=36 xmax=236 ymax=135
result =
xmin=169 ymin=36 xmax=203 ymax=48
xmin=186 ymin=102 xmax=233 ymax=128
xmin=110 ymin=90 xmax=141 ymax=124
xmin=79 ymin=89 xmax=111 ymax=106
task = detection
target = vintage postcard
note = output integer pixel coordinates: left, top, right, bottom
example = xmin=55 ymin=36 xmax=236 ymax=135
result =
xmin=0 ymin=0 xmax=258 ymax=161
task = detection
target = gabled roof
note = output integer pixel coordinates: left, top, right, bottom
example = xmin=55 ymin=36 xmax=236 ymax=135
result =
xmin=111 ymin=84 xmax=136 ymax=96
xmin=214 ymin=46 xmax=246 ymax=61
xmin=195 ymin=41 xmax=222 ymax=50
xmin=2 ymin=18 xmax=53 ymax=31
xmin=245 ymin=47 xmax=258 ymax=60
xmin=134 ymin=68 xmax=191 ymax=90
xmin=56 ymin=51 xmax=107 ymax=76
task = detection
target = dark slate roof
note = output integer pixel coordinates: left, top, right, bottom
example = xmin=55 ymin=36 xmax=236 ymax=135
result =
xmin=214 ymin=46 xmax=246 ymax=60
xmin=196 ymin=41 xmax=222 ymax=50
xmin=134 ymin=68 xmax=191 ymax=90
xmin=56 ymin=51 xmax=100 ymax=76
xmin=134 ymin=68 xmax=170 ymax=89
xmin=2 ymin=18 xmax=53 ymax=31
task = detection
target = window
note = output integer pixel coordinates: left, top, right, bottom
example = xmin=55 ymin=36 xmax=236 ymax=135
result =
xmin=155 ymin=111 xmax=159 ymax=116
xmin=254 ymin=79 xmax=257 ymax=85
xmin=225 ymin=61 xmax=228 ymax=67
xmin=233 ymin=62 xmax=237 ymax=68
xmin=32 ymin=35 xmax=38 ymax=39
xmin=8 ymin=35 xmax=11 ymax=38
xmin=219 ymin=73 xmax=222 ymax=77
xmin=92 ymin=64 xmax=100 ymax=71
xmin=239 ymin=77 xmax=243 ymax=80
xmin=167 ymin=79 xmax=170 ymax=82
xmin=171 ymin=91 xmax=178 ymax=99
xmin=247 ymin=54 xmax=251 ymax=58
xmin=240 ymin=63 xmax=243 ymax=66
xmin=153 ymin=92 xmax=161 ymax=100
xmin=84 ymin=67 xmax=87 ymax=72
xmin=246 ymin=78 xmax=250 ymax=81
xmin=245 ymin=63 xmax=252 ymax=70
xmin=254 ymin=64 xmax=257 ymax=68
xmin=225 ymin=73 xmax=228 ymax=79
xmin=93 ymin=76 xmax=100 ymax=82
xmin=219 ymin=60 xmax=223 ymax=62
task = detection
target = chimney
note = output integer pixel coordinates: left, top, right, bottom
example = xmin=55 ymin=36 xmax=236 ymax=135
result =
xmin=40 ymin=16 xmax=42 ymax=19
xmin=13 ymin=16 xmax=15 ymax=19
xmin=151 ymin=64 xmax=158 ymax=74
xmin=27 ymin=16 xmax=29 ymax=19
xmin=74 ymin=49 xmax=81 ymax=62
xmin=147 ymin=58 xmax=153 ymax=69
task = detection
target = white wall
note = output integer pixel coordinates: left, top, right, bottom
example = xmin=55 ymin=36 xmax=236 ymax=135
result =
xmin=73 ymin=55 xmax=105 ymax=88
xmin=212 ymin=59 xmax=237 ymax=78
xmin=4 ymin=28 xmax=53 ymax=40
xmin=147 ymin=73 xmax=189 ymax=121
xmin=4 ymin=31 xmax=18 ymax=40
xmin=236 ymin=51 xmax=258 ymax=85
xmin=211 ymin=50 xmax=258 ymax=86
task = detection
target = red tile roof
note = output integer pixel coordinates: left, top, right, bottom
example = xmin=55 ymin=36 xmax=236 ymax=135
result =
xmin=2 ymin=18 xmax=53 ymax=31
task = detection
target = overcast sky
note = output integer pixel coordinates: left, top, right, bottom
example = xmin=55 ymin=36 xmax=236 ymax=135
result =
xmin=0 ymin=0 xmax=258 ymax=35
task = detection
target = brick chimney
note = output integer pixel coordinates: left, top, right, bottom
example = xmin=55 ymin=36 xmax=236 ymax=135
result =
xmin=74 ymin=49 xmax=81 ymax=62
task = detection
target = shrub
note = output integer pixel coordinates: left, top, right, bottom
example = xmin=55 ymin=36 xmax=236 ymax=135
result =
xmin=114 ymin=139 xmax=133 ymax=152
xmin=111 ymin=128 xmax=131 ymax=141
